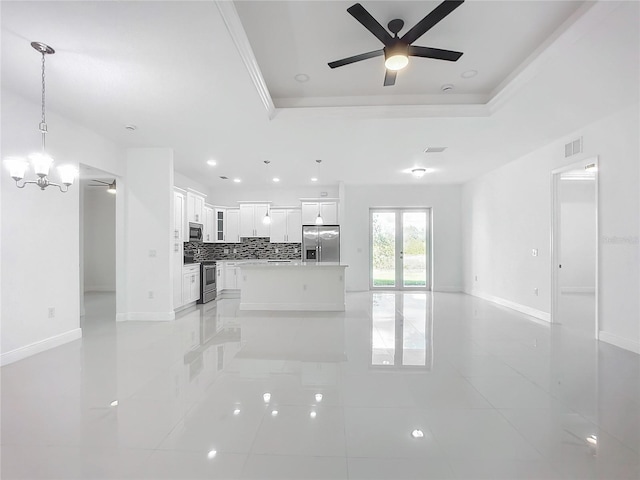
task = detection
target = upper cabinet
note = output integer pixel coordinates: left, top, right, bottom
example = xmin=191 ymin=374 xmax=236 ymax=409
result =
xmin=173 ymin=188 xmax=186 ymax=242
xmin=239 ymin=203 xmax=270 ymax=238
xmin=214 ymin=207 xmax=226 ymax=242
xmin=203 ymin=204 xmax=215 ymax=243
xmin=225 ymin=208 xmax=241 ymax=243
xmin=301 ymin=201 xmax=338 ymax=225
xmin=270 ymin=208 xmax=302 ymax=243
xmin=186 ymin=189 xmax=206 ymax=224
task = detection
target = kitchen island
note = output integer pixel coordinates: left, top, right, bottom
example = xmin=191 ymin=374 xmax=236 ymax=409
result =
xmin=237 ymin=261 xmax=347 ymax=311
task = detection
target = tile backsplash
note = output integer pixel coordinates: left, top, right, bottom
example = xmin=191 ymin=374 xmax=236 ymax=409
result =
xmin=185 ymin=237 xmax=301 ymax=262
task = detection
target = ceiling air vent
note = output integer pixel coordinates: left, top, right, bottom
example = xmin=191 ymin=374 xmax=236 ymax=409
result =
xmin=423 ymin=147 xmax=447 ymax=153
xmin=564 ymin=137 xmax=583 ymax=158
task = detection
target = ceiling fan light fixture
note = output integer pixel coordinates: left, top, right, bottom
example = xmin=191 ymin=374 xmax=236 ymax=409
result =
xmin=384 ymin=42 xmax=409 ymax=71
xmin=107 ymin=181 xmax=117 ymax=194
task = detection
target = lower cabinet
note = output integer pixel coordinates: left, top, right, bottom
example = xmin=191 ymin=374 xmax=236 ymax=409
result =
xmin=224 ymin=264 xmax=239 ymax=290
xmin=217 ymin=265 xmax=225 ymax=294
xmin=182 ymin=265 xmax=201 ymax=305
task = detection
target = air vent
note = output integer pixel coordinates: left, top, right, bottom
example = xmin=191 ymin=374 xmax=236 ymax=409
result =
xmin=219 ymin=176 xmax=228 ymax=180
xmin=423 ymin=147 xmax=447 ymax=153
xmin=564 ymin=137 xmax=583 ymax=158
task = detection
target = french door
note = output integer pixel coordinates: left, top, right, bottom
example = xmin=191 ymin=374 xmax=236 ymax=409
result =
xmin=370 ymin=209 xmax=430 ymax=290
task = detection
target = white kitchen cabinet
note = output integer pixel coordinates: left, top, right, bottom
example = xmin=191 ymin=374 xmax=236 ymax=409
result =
xmin=186 ymin=189 xmax=206 ymax=224
xmin=239 ymin=203 xmax=270 ymax=237
xmin=225 ymin=208 xmax=240 ymax=243
xmin=270 ymin=208 xmax=302 ymax=243
xmin=214 ymin=207 xmax=226 ymax=242
xmin=203 ymin=204 xmax=215 ymax=243
xmin=173 ymin=188 xmax=186 ymax=309
xmin=182 ymin=265 xmax=201 ymax=304
xmin=224 ymin=263 xmax=239 ymax=290
xmin=301 ymin=201 xmax=338 ymax=225
xmin=216 ymin=263 xmax=225 ymax=294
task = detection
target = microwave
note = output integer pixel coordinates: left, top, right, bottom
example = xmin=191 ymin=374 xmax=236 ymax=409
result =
xmin=188 ymin=222 xmax=203 ymax=242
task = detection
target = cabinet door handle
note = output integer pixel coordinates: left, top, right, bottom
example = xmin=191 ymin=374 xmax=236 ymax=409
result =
xmin=174 ymin=229 xmax=179 ymax=239
xmin=195 ymin=214 xmax=199 ymax=222
xmin=174 ymin=243 xmax=179 ymax=252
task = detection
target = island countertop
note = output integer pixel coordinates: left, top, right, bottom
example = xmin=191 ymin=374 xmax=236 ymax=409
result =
xmin=237 ymin=261 xmax=348 ymax=268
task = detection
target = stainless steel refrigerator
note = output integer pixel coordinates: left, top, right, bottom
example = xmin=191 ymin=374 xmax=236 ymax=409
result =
xmin=302 ymin=225 xmax=340 ymax=263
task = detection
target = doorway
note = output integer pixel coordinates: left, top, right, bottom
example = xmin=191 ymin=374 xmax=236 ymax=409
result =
xmin=551 ymin=158 xmax=598 ymax=337
xmin=80 ymin=164 xmax=118 ymax=325
xmin=370 ymin=208 xmax=431 ymax=290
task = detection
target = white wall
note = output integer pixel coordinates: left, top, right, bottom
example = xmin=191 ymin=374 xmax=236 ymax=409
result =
xmin=120 ymin=148 xmax=175 ymax=321
xmin=207 ymin=184 xmax=339 ymax=207
xmin=1 ymin=91 xmax=123 ymax=365
xmin=343 ymin=184 xmax=462 ymax=292
xmin=83 ymin=186 xmax=116 ymax=291
xmin=462 ymin=104 xmax=640 ymax=353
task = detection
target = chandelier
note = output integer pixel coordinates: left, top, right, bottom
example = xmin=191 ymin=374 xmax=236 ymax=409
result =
xmin=4 ymin=42 xmax=77 ymax=192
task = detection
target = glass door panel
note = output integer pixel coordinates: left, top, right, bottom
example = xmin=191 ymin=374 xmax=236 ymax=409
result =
xmin=372 ymin=212 xmax=396 ymax=287
xmin=402 ymin=211 xmax=427 ymax=288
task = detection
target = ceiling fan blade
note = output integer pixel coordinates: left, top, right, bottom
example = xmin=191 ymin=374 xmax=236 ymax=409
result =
xmin=328 ymin=49 xmax=383 ymax=69
xmin=383 ymin=69 xmax=397 ymax=86
xmin=347 ymin=3 xmax=393 ymax=46
xmin=408 ymin=45 xmax=463 ymax=62
xmin=88 ymin=184 xmax=106 ymax=187
xmin=401 ymin=0 xmax=464 ymax=45
xmin=91 ymin=179 xmax=111 ymax=185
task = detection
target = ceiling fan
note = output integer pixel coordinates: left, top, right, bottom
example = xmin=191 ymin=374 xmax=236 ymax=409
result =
xmin=88 ymin=179 xmax=116 ymax=194
xmin=328 ymin=0 xmax=465 ymax=86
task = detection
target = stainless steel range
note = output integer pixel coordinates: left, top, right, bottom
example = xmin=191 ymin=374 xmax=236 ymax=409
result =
xmin=197 ymin=261 xmax=217 ymax=304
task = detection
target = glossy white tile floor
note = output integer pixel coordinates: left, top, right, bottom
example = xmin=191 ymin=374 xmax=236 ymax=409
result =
xmin=2 ymin=291 xmax=639 ymax=479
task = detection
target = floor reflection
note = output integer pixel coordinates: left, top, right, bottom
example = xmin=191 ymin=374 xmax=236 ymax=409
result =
xmin=371 ymin=292 xmax=433 ymax=369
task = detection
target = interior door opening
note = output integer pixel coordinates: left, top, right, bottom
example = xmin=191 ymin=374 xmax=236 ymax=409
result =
xmin=551 ymin=158 xmax=598 ymax=338
xmin=370 ymin=208 xmax=431 ymax=290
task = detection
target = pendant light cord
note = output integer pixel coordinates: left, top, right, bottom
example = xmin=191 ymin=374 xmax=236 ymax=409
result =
xmin=40 ymin=51 xmax=47 ymax=152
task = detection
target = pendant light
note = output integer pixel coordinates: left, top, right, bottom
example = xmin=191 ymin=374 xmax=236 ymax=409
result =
xmin=315 ymin=159 xmax=324 ymax=225
xmin=4 ymin=42 xmax=77 ymax=192
xmin=263 ymin=160 xmax=271 ymax=225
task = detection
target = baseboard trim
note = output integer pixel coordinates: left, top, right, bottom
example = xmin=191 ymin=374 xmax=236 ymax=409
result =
xmin=466 ymin=290 xmax=551 ymax=324
xmin=1 ymin=328 xmax=82 ymax=366
xmin=599 ymin=331 xmax=640 ymax=354
xmin=116 ymin=311 xmax=175 ymax=322
xmin=433 ymin=286 xmax=462 ymax=292
xmin=560 ymin=287 xmax=596 ymax=294
xmin=240 ymin=302 xmax=345 ymax=312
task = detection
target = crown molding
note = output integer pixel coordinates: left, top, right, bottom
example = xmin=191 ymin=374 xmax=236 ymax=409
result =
xmin=216 ymin=1 xmax=276 ymax=119
xmin=487 ymin=1 xmax=612 ymax=113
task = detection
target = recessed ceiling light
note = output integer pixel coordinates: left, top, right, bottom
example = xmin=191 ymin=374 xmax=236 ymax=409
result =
xmin=263 ymin=393 xmax=271 ymax=403
xmin=411 ymin=168 xmax=427 ymax=178
xmin=233 ymin=408 xmax=241 ymax=416
xmin=271 ymin=410 xmax=279 ymax=417
xmin=461 ymin=69 xmax=478 ymax=79
xmin=315 ymin=393 xmax=323 ymax=402
xmin=309 ymin=411 xmax=317 ymax=419
xmin=411 ymin=429 xmax=425 ymax=438
xmin=294 ymin=73 xmax=310 ymax=83
xmin=272 ymin=177 xmax=280 ymax=183
xmin=441 ymin=84 xmax=454 ymax=92
xmin=110 ymin=400 xmax=118 ymax=407
xmin=233 ymin=178 xmax=241 ymax=183
xmin=207 ymin=159 xmax=217 ymax=167
xmin=124 ymin=124 xmax=137 ymax=131
xmin=311 ymin=177 xmax=318 ymax=182
xmin=207 ymin=450 xmax=217 ymax=459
